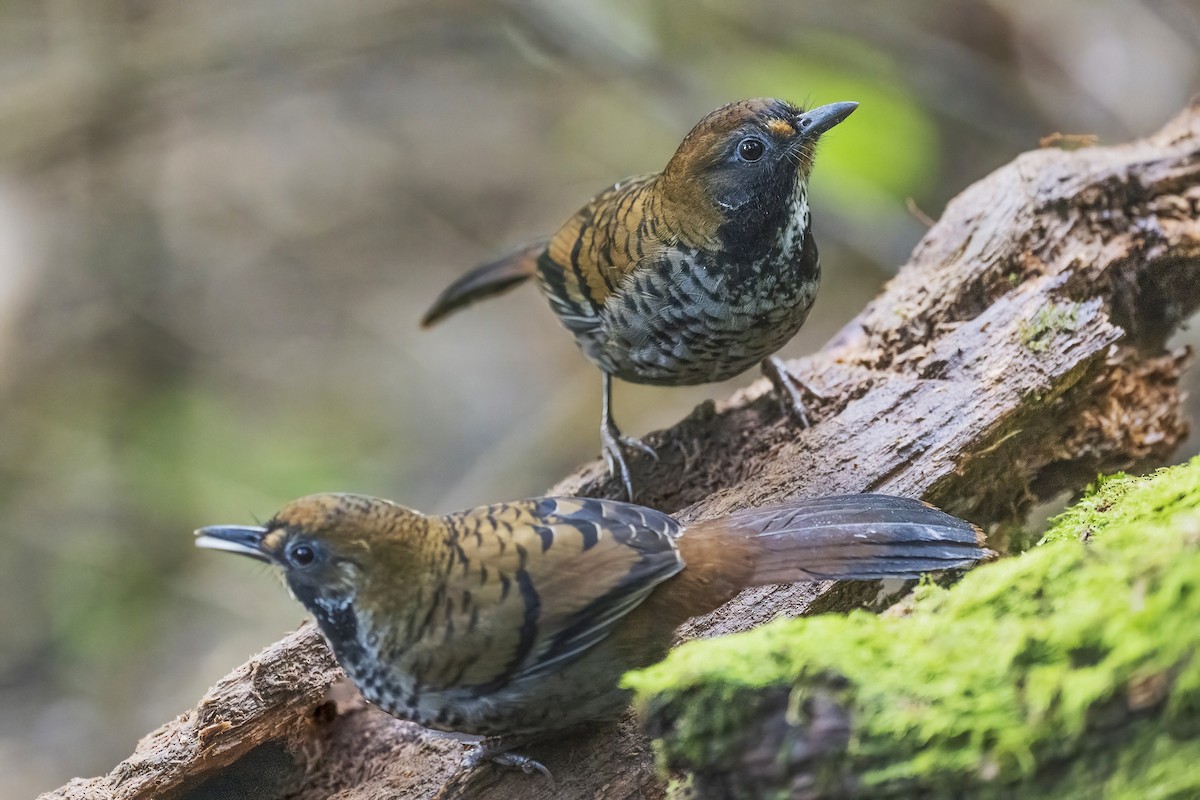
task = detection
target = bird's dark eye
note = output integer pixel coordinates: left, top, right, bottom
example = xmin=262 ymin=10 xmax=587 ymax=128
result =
xmin=737 ymin=137 xmax=765 ymax=162
xmin=288 ymin=543 xmax=317 ymax=568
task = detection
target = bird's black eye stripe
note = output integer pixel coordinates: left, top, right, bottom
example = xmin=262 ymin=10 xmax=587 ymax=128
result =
xmin=737 ymin=137 xmax=765 ymax=162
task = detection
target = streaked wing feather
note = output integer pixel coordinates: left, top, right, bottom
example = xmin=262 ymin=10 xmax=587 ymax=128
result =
xmin=441 ymin=497 xmax=684 ymax=690
xmin=538 ymin=174 xmax=661 ymax=318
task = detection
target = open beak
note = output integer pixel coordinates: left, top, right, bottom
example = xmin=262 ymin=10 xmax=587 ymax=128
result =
xmin=796 ymin=101 xmax=858 ymax=138
xmin=195 ymin=524 xmax=272 ymax=562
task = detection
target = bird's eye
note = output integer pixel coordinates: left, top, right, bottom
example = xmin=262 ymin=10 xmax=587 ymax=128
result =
xmin=287 ymin=543 xmax=317 ymax=568
xmin=737 ymin=137 xmax=765 ymax=162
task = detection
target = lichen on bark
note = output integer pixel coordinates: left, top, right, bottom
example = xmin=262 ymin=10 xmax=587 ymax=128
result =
xmin=628 ymin=457 xmax=1200 ymax=799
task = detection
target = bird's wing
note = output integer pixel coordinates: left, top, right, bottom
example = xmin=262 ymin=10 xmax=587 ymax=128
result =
xmin=432 ymin=496 xmax=684 ymax=691
xmin=537 ymin=174 xmax=665 ymax=324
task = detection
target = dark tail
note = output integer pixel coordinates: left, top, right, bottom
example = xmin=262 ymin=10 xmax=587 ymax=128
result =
xmin=421 ymin=239 xmax=549 ymax=327
xmin=712 ymin=494 xmax=990 ymax=584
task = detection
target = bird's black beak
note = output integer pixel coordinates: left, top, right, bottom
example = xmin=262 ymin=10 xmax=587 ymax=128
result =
xmin=195 ymin=524 xmax=272 ymax=562
xmin=796 ymin=101 xmax=858 ymax=138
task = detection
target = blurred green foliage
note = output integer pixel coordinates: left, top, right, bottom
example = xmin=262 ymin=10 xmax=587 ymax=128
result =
xmin=21 ymin=375 xmax=374 ymax=674
xmin=720 ymin=46 xmax=940 ymax=203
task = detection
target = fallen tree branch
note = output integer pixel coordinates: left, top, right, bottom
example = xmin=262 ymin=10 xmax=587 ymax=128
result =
xmin=43 ymin=102 xmax=1200 ymax=800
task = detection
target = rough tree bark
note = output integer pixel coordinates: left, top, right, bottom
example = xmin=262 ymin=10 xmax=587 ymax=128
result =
xmin=44 ymin=102 xmax=1200 ymax=800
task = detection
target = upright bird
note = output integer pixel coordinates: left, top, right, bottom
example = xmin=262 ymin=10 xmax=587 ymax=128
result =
xmin=421 ymin=98 xmax=858 ymax=499
xmin=422 ymin=98 xmax=854 ymax=501
xmin=197 ymin=490 xmax=987 ymax=775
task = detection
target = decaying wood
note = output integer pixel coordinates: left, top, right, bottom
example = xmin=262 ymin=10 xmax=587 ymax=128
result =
xmin=43 ymin=102 xmax=1200 ymax=800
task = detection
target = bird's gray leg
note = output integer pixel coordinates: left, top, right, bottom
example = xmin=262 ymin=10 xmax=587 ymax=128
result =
xmin=762 ymin=356 xmax=825 ymax=428
xmin=462 ymin=736 xmax=553 ymax=780
xmin=599 ymin=373 xmax=657 ymax=500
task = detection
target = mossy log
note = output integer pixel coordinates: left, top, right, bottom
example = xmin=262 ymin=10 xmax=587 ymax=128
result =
xmin=43 ymin=105 xmax=1200 ymax=800
xmin=630 ymin=458 xmax=1200 ymax=799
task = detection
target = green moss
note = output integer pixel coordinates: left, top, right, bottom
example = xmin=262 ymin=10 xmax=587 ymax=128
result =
xmin=1040 ymin=459 xmax=1200 ymax=544
xmin=1052 ymin=723 xmax=1200 ymax=800
xmin=627 ymin=458 xmax=1200 ymax=797
xmin=1019 ymin=303 xmax=1080 ymax=351
xmin=665 ymin=773 xmax=696 ymax=799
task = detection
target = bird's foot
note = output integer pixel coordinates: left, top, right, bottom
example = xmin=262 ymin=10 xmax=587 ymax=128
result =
xmin=600 ymin=422 xmax=658 ymax=501
xmin=463 ymin=740 xmax=553 ymax=780
xmin=762 ymin=356 xmax=825 ymax=428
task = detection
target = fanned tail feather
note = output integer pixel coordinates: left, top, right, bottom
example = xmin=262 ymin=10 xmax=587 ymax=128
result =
xmin=717 ymin=494 xmax=990 ymax=585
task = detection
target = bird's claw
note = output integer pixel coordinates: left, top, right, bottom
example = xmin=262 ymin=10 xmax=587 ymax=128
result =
xmin=620 ymin=435 xmax=658 ymax=460
xmin=463 ymin=743 xmax=552 ymax=780
xmin=762 ymin=356 xmax=823 ymax=428
xmin=492 ymin=752 xmax=553 ymax=779
xmin=601 ymin=424 xmax=657 ymax=501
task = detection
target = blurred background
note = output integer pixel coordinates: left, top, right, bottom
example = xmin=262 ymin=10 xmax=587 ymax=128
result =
xmin=3 ymin=1 xmax=1199 ymax=796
